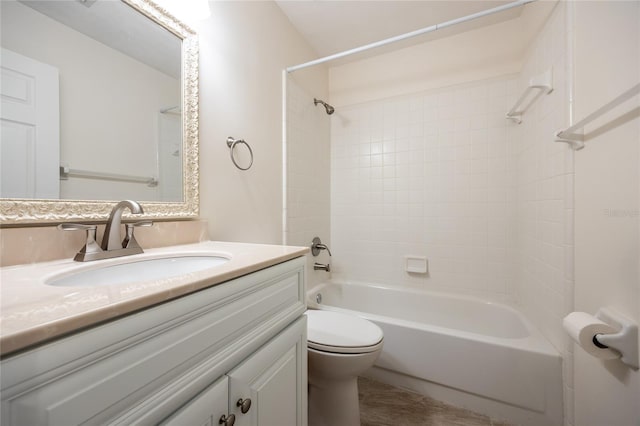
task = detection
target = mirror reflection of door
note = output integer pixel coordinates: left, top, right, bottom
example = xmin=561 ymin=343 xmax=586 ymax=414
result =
xmin=1 ymin=0 xmax=182 ymax=203
xmin=0 ymin=48 xmax=60 ymax=199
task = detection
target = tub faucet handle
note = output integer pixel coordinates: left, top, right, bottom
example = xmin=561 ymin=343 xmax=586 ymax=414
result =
xmin=311 ymin=236 xmax=332 ymax=257
xmin=316 ymin=243 xmax=332 ymax=256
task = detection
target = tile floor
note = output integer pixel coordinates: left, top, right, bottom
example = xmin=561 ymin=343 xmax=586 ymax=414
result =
xmin=358 ymin=377 xmax=513 ymax=426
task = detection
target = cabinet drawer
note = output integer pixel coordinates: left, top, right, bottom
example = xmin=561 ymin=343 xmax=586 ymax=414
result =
xmin=1 ymin=257 xmax=306 ymax=426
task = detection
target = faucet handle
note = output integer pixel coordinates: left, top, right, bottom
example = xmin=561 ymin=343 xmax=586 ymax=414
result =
xmin=123 ymin=220 xmax=153 ymax=249
xmin=311 ymin=237 xmax=332 ymax=257
xmin=58 ymin=223 xmax=97 ymax=231
xmin=315 ymin=243 xmax=332 ymax=256
xmin=127 ymin=220 xmax=153 ymax=228
xmin=58 ymin=223 xmax=103 ymax=261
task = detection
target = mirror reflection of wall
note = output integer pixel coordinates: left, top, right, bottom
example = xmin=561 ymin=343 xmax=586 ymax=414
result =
xmin=158 ymin=106 xmax=183 ymax=202
xmin=0 ymin=0 xmax=182 ymax=202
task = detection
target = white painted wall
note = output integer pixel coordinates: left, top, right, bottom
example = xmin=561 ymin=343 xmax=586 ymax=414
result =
xmin=0 ymin=1 xmax=180 ymax=201
xmin=572 ymin=2 xmax=640 ymax=425
xmin=195 ymin=1 xmax=327 ymax=244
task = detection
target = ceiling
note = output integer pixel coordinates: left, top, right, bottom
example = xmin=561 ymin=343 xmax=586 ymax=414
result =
xmin=19 ymin=0 xmax=181 ymax=78
xmin=275 ymin=0 xmax=551 ymax=66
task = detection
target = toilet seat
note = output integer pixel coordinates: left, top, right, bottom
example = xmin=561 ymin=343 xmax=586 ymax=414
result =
xmin=306 ymin=310 xmax=384 ymax=354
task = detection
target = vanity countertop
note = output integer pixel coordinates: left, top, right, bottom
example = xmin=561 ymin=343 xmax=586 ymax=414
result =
xmin=0 ymin=241 xmax=308 ymax=357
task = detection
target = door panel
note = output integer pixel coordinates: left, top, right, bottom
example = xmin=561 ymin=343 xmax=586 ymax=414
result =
xmin=0 ymin=48 xmax=59 ymax=198
xmin=0 ymin=121 xmax=35 ymax=197
xmin=228 ymin=317 xmax=307 ymax=426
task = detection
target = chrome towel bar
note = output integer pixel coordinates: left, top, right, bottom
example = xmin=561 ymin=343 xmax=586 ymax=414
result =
xmin=59 ymin=166 xmax=158 ymax=187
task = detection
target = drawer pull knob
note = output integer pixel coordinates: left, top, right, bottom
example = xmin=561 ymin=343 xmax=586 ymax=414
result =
xmin=219 ymin=414 xmax=235 ymax=425
xmin=237 ymin=398 xmax=252 ymax=414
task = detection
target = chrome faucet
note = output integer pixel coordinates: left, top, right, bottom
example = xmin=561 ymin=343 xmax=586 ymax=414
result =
xmin=101 ymin=200 xmax=143 ymax=251
xmin=59 ymin=200 xmax=151 ymax=262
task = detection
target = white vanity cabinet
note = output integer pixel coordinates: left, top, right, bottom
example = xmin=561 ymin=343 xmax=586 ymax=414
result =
xmin=0 ymin=257 xmax=307 ymax=426
xmin=164 ymin=318 xmax=305 ymax=426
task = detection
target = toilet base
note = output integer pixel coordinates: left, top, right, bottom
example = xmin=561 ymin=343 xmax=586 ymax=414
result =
xmin=308 ymin=377 xmax=360 ymax=426
xmin=305 ymin=310 xmax=383 ymax=426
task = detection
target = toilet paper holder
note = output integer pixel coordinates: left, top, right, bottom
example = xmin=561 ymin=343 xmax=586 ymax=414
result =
xmin=593 ymin=308 xmax=638 ymax=369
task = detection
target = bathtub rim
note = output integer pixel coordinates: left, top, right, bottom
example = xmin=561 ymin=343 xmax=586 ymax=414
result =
xmin=307 ymin=280 xmax=560 ymax=358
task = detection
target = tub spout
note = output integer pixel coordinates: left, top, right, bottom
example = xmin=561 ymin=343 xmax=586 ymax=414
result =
xmin=314 ymin=262 xmax=330 ymax=272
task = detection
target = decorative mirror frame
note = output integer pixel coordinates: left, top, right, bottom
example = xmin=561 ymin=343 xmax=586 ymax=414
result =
xmin=0 ymin=0 xmax=199 ymax=225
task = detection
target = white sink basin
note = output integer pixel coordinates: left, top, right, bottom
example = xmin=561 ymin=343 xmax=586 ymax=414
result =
xmin=46 ymin=255 xmax=230 ymax=287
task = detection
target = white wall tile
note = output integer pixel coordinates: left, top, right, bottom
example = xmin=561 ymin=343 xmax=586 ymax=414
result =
xmin=330 ymin=76 xmax=521 ymax=299
xmin=286 ymin=77 xmax=331 ymax=288
xmin=324 ymin=4 xmax=574 ymax=371
xmin=515 ymin=2 xmax=573 ymax=356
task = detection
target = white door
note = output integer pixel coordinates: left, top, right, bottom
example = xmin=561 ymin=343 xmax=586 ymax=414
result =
xmin=0 ymin=48 xmax=59 ymax=198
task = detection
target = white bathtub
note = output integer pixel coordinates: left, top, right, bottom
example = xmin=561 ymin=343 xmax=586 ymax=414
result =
xmin=308 ymin=281 xmax=563 ymax=426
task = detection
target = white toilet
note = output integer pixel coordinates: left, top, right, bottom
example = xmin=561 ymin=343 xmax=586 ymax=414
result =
xmin=306 ymin=309 xmax=384 ymax=426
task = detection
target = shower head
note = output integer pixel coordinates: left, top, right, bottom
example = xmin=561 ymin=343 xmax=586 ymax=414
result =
xmin=314 ymin=98 xmax=335 ymax=115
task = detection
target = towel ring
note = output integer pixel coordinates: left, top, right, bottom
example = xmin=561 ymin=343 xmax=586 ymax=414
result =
xmin=227 ymin=136 xmax=254 ymax=171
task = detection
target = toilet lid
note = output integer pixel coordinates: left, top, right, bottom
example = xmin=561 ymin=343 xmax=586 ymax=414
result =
xmin=306 ymin=310 xmax=383 ymax=354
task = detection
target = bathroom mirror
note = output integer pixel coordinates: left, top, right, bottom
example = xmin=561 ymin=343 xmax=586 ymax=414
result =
xmin=0 ymin=0 xmax=199 ymax=224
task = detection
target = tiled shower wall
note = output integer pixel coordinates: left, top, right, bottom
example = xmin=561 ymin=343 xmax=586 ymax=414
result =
xmin=328 ymin=2 xmax=574 ymax=423
xmin=515 ymin=0 xmax=572 ymax=358
xmin=330 ymin=76 xmax=520 ymax=301
xmin=285 ymin=76 xmax=331 ymax=288
xmin=513 ymin=2 xmax=574 ymax=424
xmin=328 ymin=1 xmax=573 ymax=342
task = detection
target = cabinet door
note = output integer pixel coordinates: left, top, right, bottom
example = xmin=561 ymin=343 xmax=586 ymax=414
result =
xmin=228 ymin=317 xmax=307 ymax=426
xmin=161 ymin=376 xmax=229 ymax=426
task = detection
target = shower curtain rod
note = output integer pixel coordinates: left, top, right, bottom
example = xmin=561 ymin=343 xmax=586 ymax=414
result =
xmin=286 ymin=0 xmax=536 ymax=73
